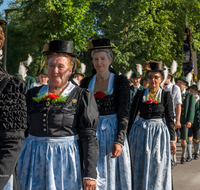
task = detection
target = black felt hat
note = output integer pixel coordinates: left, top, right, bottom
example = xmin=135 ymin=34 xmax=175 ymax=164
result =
xmin=41 ymin=40 xmax=78 ymax=57
xmin=0 ymin=19 xmax=7 ymax=26
xmin=143 ymin=60 xmax=165 ymax=72
xmin=88 ymin=38 xmax=115 ymax=51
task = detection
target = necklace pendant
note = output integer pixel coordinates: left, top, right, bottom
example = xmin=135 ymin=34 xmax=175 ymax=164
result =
xmin=46 ymin=101 xmax=50 ymax=106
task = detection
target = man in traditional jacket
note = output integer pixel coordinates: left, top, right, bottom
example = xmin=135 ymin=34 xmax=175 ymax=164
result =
xmin=176 ymin=76 xmax=195 ymax=164
xmin=130 ymin=71 xmax=145 ymax=103
xmin=188 ymin=84 xmax=200 ymax=160
xmin=23 ymin=61 xmax=36 ymax=90
xmin=0 ymin=19 xmax=27 ymax=190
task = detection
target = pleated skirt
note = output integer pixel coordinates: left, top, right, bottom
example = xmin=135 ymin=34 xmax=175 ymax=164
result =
xmin=17 ymin=135 xmax=82 ymax=190
xmin=128 ymin=117 xmax=171 ymax=190
xmin=96 ymin=114 xmax=132 ymax=190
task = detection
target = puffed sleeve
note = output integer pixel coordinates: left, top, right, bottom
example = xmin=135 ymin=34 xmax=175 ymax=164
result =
xmin=115 ymin=75 xmax=130 ymax=145
xmin=164 ymin=91 xmax=175 ymax=141
xmin=78 ymin=89 xmax=99 ymax=179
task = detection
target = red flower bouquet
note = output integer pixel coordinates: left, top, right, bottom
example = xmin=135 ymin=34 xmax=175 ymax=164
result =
xmin=45 ymin=94 xmax=59 ymax=100
xmin=94 ymin=91 xmax=106 ymax=99
xmin=146 ymin=98 xmax=158 ymax=104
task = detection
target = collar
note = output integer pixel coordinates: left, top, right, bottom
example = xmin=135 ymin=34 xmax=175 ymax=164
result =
xmin=134 ymin=84 xmax=140 ymax=89
xmin=195 ymin=96 xmax=200 ymax=104
xmin=38 ymin=81 xmax=76 ymax=97
xmin=24 ymin=74 xmax=27 ymax=78
xmin=166 ymin=82 xmax=173 ymax=89
xmin=181 ymin=89 xmax=186 ymax=95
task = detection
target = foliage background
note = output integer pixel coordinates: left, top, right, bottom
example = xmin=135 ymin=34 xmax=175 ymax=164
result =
xmin=1 ymin=0 xmax=200 ymax=78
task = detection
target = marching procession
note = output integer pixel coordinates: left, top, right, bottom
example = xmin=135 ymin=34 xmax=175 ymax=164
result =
xmin=0 ymin=13 xmax=200 ymax=190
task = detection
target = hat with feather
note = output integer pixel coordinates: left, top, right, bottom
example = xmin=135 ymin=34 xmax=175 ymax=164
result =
xmin=74 ymin=63 xmax=86 ymax=77
xmin=23 ymin=54 xmax=33 ymax=70
xmin=18 ymin=62 xmax=26 ymax=79
xmin=125 ymin=70 xmax=133 ymax=81
xmin=175 ymin=75 xmax=189 ymax=86
xmin=188 ymin=80 xmax=200 ymax=92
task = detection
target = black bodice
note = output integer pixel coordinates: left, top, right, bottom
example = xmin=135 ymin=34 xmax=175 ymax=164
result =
xmin=26 ymin=85 xmax=99 ymax=179
xmin=0 ymin=71 xmax=27 ymax=139
xmin=80 ymin=72 xmax=130 ymax=145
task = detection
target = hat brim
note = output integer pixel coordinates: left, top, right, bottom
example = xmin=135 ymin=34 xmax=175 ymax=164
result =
xmin=188 ymin=86 xmax=200 ymax=92
xmin=88 ymin=46 xmax=115 ymax=51
xmin=42 ymin=50 xmax=78 ymax=57
xmin=0 ymin=19 xmax=7 ymax=26
xmin=175 ymin=78 xmax=188 ymax=86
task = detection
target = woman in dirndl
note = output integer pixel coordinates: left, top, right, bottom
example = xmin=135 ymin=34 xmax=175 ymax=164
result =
xmin=128 ymin=60 xmax=176 ymax=190
xmin=80 ymin=38 xmax=132 ymax=190
xmin=17 ymin=40 xmax=99 ymax=190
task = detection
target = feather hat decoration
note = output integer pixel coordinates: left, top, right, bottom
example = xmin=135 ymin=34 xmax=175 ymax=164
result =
xmin=136 ymin=64 xmax=143 ymax=76
xmin=27 ymin=54 xmax=33 ymax=67
xmin=81 ymin=63 xmax=86 ymax=74
xmin=170 ymin=60 xmax=178 ymax=74
xmin=160 ymin=66 xmax=168 ymax=87
xmin=197 ymin=80 xmax=200 ymax=90
xmin=18 ymin=62 xmax=26 ymax=79
xmin=186 ymin=72 xmax=193 ymax=87
xmin=125 ymin=70 xmax=133 ymax=79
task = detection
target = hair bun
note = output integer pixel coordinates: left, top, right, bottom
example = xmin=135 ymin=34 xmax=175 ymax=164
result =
xmin=0 ymin=27 xmax=5 ymax=50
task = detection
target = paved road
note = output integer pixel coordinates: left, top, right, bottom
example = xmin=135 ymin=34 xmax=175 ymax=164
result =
xmin=173 ymin=142 xmax=200 ymax=190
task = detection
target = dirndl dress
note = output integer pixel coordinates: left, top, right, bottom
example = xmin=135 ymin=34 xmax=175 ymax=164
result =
xmin=88 ymin=73 xmax=132 ymax=190
xmin=128 ymin=116 xmax=171 ymax=190
xmin=17 ymin=83 xmax=83 ymax=190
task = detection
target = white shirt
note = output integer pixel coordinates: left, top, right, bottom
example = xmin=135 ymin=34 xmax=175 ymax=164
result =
xmin=133 ymin=84 xmax=140 ymax=93
xmin=181 ymin=88 xmax=186 ymax=95
xmin=195 ymin=96 xmax=200 ymax=104
xmin=164 ymin=83 xmax=182 ymax=117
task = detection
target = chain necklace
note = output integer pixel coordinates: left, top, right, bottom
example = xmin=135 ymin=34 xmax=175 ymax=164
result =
xmin=96 ymin=71 xmax=110 ymax=80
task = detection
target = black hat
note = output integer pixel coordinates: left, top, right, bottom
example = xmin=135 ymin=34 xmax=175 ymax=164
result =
xmin=0 ymin=19 xmax=7 ymax=26
xmin=143 ymin=60 xmax=165 ymax=72
xmin=88 ymin=38 xmax=115 ymax=51
xmin=41 ymin=40 xmax=78 ymax=57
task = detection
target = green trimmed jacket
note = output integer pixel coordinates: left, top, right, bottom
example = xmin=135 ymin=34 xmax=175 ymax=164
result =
xmin=130 ymin=85 xmax=146 ymax=103
xmin=194 ymin=99 xmax=200 ymax=129
xmin=25 ymin=75 xmax=36 ymax=90
xmin=180 ymin=90 xmax=195 ymax=125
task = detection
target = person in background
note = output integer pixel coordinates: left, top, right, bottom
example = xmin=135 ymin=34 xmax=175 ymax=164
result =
xmin=0 ymin=19 xmax=27 ymax=190
xmin=80 ymin=38 xmax=132 ymax=190
xmin=130 ymin=71 xmax=145 ymax=102
xmin=128 ymin=60 xmax=176 ymax=190
xmin=176 ymin=76 xmax=195 ymax=164
xmin=141 ymin=76 xmax=149 ymax=88
xmin=30 ymin=68 xmax=49 ymax=88
xmin=164 ymin=69 xmax=182 ymax=168
xmin=187 ymin=84 xmax=200 ymax=160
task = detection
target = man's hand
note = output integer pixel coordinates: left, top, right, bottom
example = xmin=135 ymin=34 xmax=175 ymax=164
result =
xmin=170 ymin=142 xmax=176 ymax=155
xmin=186 ymin=122 xmax=192 ymax=128
xmin=175 ymin=121 xmax=181 ymax=129
xmin=83 ymin=179 xmax=96 ymax=190
xmin=111 ymin=143 xmax=122 ymax=158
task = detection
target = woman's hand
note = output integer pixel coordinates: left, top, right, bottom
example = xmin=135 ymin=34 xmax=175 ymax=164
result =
xmin=111 ymin=143 xmax=122 ymax=158
xmin=83 ymin=179 xmax=96 ymax=190
xmin=170 ymin=142 xmax=176 ymax=155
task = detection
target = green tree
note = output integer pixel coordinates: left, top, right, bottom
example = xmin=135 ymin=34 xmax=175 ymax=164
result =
xmin=4 ymin=0 xmax=98 ymax=75
xmin=90 ymin=0 xmax=200 ymax=75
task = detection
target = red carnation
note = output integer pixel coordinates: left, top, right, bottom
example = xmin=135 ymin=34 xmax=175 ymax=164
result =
xmin=169 ymin=71 xmax=171 ymax=73
xmin=45 ymin=94 xmax=59 ymax=100
xmin=94 ymin=91 xmax=106 ymax=99
xmin=128 ymin=79 xmax=130 ymax=81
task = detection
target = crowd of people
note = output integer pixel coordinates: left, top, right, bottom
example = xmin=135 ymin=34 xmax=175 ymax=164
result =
xmin=0 ymin=18 xmax=199 ymax=190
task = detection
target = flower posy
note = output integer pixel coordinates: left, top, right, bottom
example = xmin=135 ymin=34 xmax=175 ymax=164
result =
xmin=94 ymin=91 xmax=106 ymax=99
xmin=144 ymin=92 xmax=160 ymax=104
xmin=33 ymin=93 xmax=69 ymax=104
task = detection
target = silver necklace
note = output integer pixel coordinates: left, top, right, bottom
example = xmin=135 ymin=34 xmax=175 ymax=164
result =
xmin=47 ymin=81 xmax=69 ymax=93
xmin=96 ymin=71 xmax=110 ymax=79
